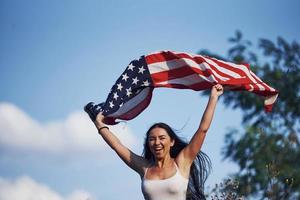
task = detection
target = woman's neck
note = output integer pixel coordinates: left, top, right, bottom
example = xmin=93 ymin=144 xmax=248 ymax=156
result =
xmin=154 ymin=156 xmax=174 ymax=168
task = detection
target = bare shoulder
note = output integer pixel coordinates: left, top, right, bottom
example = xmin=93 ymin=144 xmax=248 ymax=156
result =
xmin=137 ymin=158 xmax=152 ymax=178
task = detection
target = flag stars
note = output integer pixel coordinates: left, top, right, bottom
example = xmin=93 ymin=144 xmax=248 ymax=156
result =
xmin=117 ymin=83 xmax=123 ymax=91
xmin=109 ymin=101 xmax=114 ymax=108
xmin=128 ymin=63 xmax=135 ymax=71
xmin=126 ymin=87 xmax=132 ymax=97
xmin=113 ymin=92 xmax=119 ymax=100
xmin=122 ymin=73 xmax=129 ymax=81
xmin=132 ymin=77 xmax=139 ymax=85
xmin=142 ymin=80 xmax=150 ymax=86
xmin=138 ymin=66 xmax=146 ymax=74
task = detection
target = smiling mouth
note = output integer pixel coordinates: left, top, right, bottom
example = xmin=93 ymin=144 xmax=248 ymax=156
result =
xmin=154 ymin=148 xmax=163 ymax=153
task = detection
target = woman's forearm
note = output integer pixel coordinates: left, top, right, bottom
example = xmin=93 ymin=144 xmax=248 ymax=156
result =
xmin=197 ymin=94 xmax=219 ymax=134
xmin=98 ymin=127 xmax=122 ymax=150
xmin=93 ymin=114 xmax=124 ymax=150
xmin=95 ymin=118 xmax=147 ymax=175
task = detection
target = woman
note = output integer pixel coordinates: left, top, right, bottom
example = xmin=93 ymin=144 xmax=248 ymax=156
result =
xmin=88 ymin=84 xmax=223 ymax=200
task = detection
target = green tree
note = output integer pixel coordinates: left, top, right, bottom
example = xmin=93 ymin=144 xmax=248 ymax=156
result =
xmin=200 ymin=31 xmax=300 ymax=199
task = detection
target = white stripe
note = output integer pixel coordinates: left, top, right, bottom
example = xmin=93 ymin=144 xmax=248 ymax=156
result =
xmin=265 ymin=93 xmax=278 ymax=106
xmin=256 ymin=83 xmax=266 ymax=91
xmin=248 ymin=84 xmax=254 ymax=92
xmin=107 ymin=87 xmax=151 ymax=118
xmin=155 ymin=73 xmax=216 ymax=86
xmin=266 ymin=85 xmax=276 ymax=92
xmin=148 ymin=59 xmax=186 ymax=73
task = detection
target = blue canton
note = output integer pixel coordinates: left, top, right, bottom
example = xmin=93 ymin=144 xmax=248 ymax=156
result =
xmin=98 ymin=56 xmax=153 ymax=115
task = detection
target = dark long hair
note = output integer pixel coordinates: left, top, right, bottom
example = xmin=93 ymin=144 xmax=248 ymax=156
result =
xmin=142 ymin=122 xmax=211 ymax=200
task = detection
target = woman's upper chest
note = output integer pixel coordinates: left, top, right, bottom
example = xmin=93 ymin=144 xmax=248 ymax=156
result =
xmin=144 ymin=165 xmax=177 ymax=180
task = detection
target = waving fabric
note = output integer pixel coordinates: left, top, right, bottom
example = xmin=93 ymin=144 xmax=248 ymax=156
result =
xmin=95 ymin=50 xmax=278 ymax=125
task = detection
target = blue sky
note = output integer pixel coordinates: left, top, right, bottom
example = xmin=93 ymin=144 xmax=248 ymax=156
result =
xmin=0 ymin=0 xmax=299 ymax=199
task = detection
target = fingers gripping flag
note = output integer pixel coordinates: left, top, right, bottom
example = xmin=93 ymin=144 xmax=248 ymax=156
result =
xmin=89 ymin=50 xmax=278 ymax=125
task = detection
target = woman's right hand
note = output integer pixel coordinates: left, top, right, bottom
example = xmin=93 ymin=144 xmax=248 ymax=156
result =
xmin=94 ymin=113 xmax=106 ymax=129
xmin=211 ymin=84 xmax=224 ymax=98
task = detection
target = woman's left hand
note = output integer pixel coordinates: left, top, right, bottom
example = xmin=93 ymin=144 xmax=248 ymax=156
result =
xmin=211 ymin=84 xmax=224 ymax=98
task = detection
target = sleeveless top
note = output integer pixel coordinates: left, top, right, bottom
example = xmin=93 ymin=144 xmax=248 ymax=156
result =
xmin=141 ymin=163 xmax=189 ymax=200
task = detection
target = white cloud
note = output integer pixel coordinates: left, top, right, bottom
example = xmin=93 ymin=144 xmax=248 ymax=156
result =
xmin=0 ymin=176 xmax=93 ymax=200
xmin=0 ymin=102 xmax=138 ymax=155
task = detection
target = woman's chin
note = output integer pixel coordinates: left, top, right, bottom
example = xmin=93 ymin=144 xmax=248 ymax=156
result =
xmin=153 ymin=152 xmax=165 ymax=160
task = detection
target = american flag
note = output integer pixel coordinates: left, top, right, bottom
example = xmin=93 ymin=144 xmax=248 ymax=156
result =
xmin=94 ymin=50 xmax=278 ymax=125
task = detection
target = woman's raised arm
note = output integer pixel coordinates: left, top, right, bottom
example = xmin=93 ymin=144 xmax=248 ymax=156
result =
xmin=94 ymin=114 xmax=148 ymax=176
xmin=177 ymin=84 xmax=223 ymax=167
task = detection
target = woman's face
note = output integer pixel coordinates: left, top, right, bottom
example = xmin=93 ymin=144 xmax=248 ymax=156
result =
xmin=148 ymin=127 xmax=175 ymax=160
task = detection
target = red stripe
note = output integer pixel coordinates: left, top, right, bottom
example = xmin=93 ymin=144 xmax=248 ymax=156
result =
xmin=230 ymin=84 xmax=251 ymax=91
xmin=150 ymin=66 xmax=194 ymax=83
xmin=154 ymin=81 xmax=213 ymax=91
xmin=187 ymin=81 xmax=214 ymax=91
xmin=146 ymin=51 xmax=182 ymax=64
xmin=222 ymin=77 xmax=251 ymax=85
xmin=264 ymin=104 xmax=273 ymax=112
xmin=228 ymin=83 xmax=277 ymax=97
xmin=146 ymin=51 xmax=207 ymax=64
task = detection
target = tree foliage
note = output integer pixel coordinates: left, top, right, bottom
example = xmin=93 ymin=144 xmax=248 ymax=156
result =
xmin=200 ymin=31 xmax=300 ymax=199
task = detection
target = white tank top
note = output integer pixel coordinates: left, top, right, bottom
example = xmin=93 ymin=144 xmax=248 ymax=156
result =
xmin=141 ymin=163 xmax=189 ymax=200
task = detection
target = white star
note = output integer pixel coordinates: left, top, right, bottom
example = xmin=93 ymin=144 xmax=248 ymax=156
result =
xmin=142 ymin=80 xmax=150 ymax=86
xmin=109 ymin=101 xmax=114 ymax=108
xmin=117 ymin=83 xmax=123 ymax=91
xmin=126 ymin=87 xmax=132 ymax=97
xmin=132 ymin=77 xmax=139 ymax=85
xmin=138 ymin=66 xmax=146 ymax=74
xmin=128 ymin=63 xmax=135 ymax=71
xmin=113 ymin=92 xmax=119 ymax=100
xmin=122 ymin=73 xmax=129 ymax=81
xmin=120 ymin=103 xmax=123 ymax=107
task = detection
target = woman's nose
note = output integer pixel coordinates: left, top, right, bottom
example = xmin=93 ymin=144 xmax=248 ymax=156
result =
xmin=154 ymin=138 xmax=160 ymax=145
